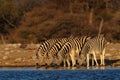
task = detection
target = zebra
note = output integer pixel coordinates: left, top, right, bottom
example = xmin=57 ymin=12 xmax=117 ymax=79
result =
xmin=36 ymin=38 xmax=60 ymax=67
xmin=80 ymin=35 xmax=108 ymax=68
xmin=44 ymin=37 xmax=69 ymax=67
xmin=57 ymin=39 xmax=73 ymax=67
xmin=73 ymin=36 xmax=91 ymax=66
xmin=45 ymin=36 xmax=76 ymax=67
xmin=57 ymin=36 xmax=91 ymax=67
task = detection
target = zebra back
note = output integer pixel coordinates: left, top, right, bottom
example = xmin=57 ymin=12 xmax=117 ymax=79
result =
xmin=81 ymin=35 xmax=107 ymax=56
xmin=36 ymin=38 xmax=59 ymax=57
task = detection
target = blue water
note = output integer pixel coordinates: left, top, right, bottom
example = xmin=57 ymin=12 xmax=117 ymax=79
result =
xmin=0 ymin=67 xmax=120 ymax=80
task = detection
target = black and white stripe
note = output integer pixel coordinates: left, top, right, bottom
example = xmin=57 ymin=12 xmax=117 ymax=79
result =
xmin=80 ymin=35 xmax=107 ymax=68
xmin=57 ymin=36 xmax=90 ymax=67
xmin=36 ymin=38 xmax=59 ymax=67
xmin=45 ymin=38 xmax=69 ymax=66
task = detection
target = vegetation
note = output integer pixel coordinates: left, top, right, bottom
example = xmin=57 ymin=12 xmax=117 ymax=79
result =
xmin=0 ymin=0 xmax=120 ymax=43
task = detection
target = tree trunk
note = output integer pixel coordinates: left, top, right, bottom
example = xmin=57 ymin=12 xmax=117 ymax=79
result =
xmin=89 ymin=8 xmax=94 ymax=25
xmin=0 ymin=34 xmax=6 ymax=44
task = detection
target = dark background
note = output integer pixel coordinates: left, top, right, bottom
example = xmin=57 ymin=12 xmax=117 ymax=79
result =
xmin=0 ymin=0 xmax=120 ymax=43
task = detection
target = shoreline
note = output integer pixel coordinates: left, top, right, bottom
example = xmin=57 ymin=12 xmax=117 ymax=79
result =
xmin=0 ymin=65 xmax=120 ymax=70
xmin=0 ymin=61 xmax=120 ymax=69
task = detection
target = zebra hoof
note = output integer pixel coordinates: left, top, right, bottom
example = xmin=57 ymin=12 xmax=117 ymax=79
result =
xmin=36 ymin=63 xmax=41 ymax=69
xmin=45 ymin=63 xmax=50 ymax=68
xmin=87 ymin=66 xmax=90 ymax=69
xmin=55 ymin=65 xmax=60 ymax=69
xmin=36 ymin=63 xmax=39 ymax=66
xmin=73 ymin=64 xmax=77 ymax=67
xmin=95 ymin=64 xmax=99 ymax=67
xmin=100 ymin=64 xmax=105 ymax=67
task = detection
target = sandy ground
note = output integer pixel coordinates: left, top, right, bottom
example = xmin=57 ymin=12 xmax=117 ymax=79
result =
xmin=105 ymin=43 xmax=120 ymax=67
xmin=0 ymin=43 xmax=120 ymax=67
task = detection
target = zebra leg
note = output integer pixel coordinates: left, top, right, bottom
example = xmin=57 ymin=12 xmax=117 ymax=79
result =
xmin=70 ymin=56 xmax=76 ymax=67
xmin=102 ymin=49 xmax=105 ymax=66
xmin=92 ymin=55 xmax=94 ymax=66
xmin=87 ymin=54 xmax=90 ymax=68
xmin=102 ymin=54 xmax=105 ymax=66
xmin=70 ymin=51 xmax=76 ymax=67
xmin=100 ymin=54 xmax=103 ymax=66
xmin=100 ymin=49 xmax=105 ymax=66
xmin=66 ymin=59 xmax=70 ymax=67
xmin=92 ymin=52 xmax=99 ymax=67
xmin=63 ymin=59 xmax=66 ymax=67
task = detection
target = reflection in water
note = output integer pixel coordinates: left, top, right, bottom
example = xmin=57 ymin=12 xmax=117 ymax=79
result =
xmin=91 ymin=66 xmax=105 ymax=70
xmin=37 ymin=66 xmax=106 ymax=70
xmin=100 ymin=66 xmax=105 ymax=70
xmin=0 ymin=66 xmax=119 ymax=71
xmin=87 ymin=66 xmax=105 ymax=70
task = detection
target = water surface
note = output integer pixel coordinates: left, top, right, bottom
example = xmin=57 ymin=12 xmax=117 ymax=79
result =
xmin=0 ymin=67 xmax=120 ymax=80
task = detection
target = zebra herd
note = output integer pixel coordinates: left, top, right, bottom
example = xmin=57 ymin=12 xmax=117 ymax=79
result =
xmin=36 ymin=35 xmax=108 ymax=69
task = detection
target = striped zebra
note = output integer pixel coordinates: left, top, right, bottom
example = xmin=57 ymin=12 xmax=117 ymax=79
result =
xmin=80 ymin=35 xmax=107 ymax=68
xmin=57 ymin=38 xmax=73 ymax=67
xmin=57 ymin=36 xmax=91 ymax=67
xmin=44 ymin=37 xmax=69 ymax=67
xmin=36 ymin=38 xmax=59 ymax=67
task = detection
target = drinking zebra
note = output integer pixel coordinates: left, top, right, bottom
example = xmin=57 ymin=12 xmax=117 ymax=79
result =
xmin=80 ymin=35 xmax=108 ymax=68
xmin=36 ymin=36 xmax=90 ymax=68
xmin=36 ymin=38 xmax=59 ymax=67
xmin=45 ymin=37 xmax=69 ymax=67
xmin=57 ymin=36 xmax=91 ymax=67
